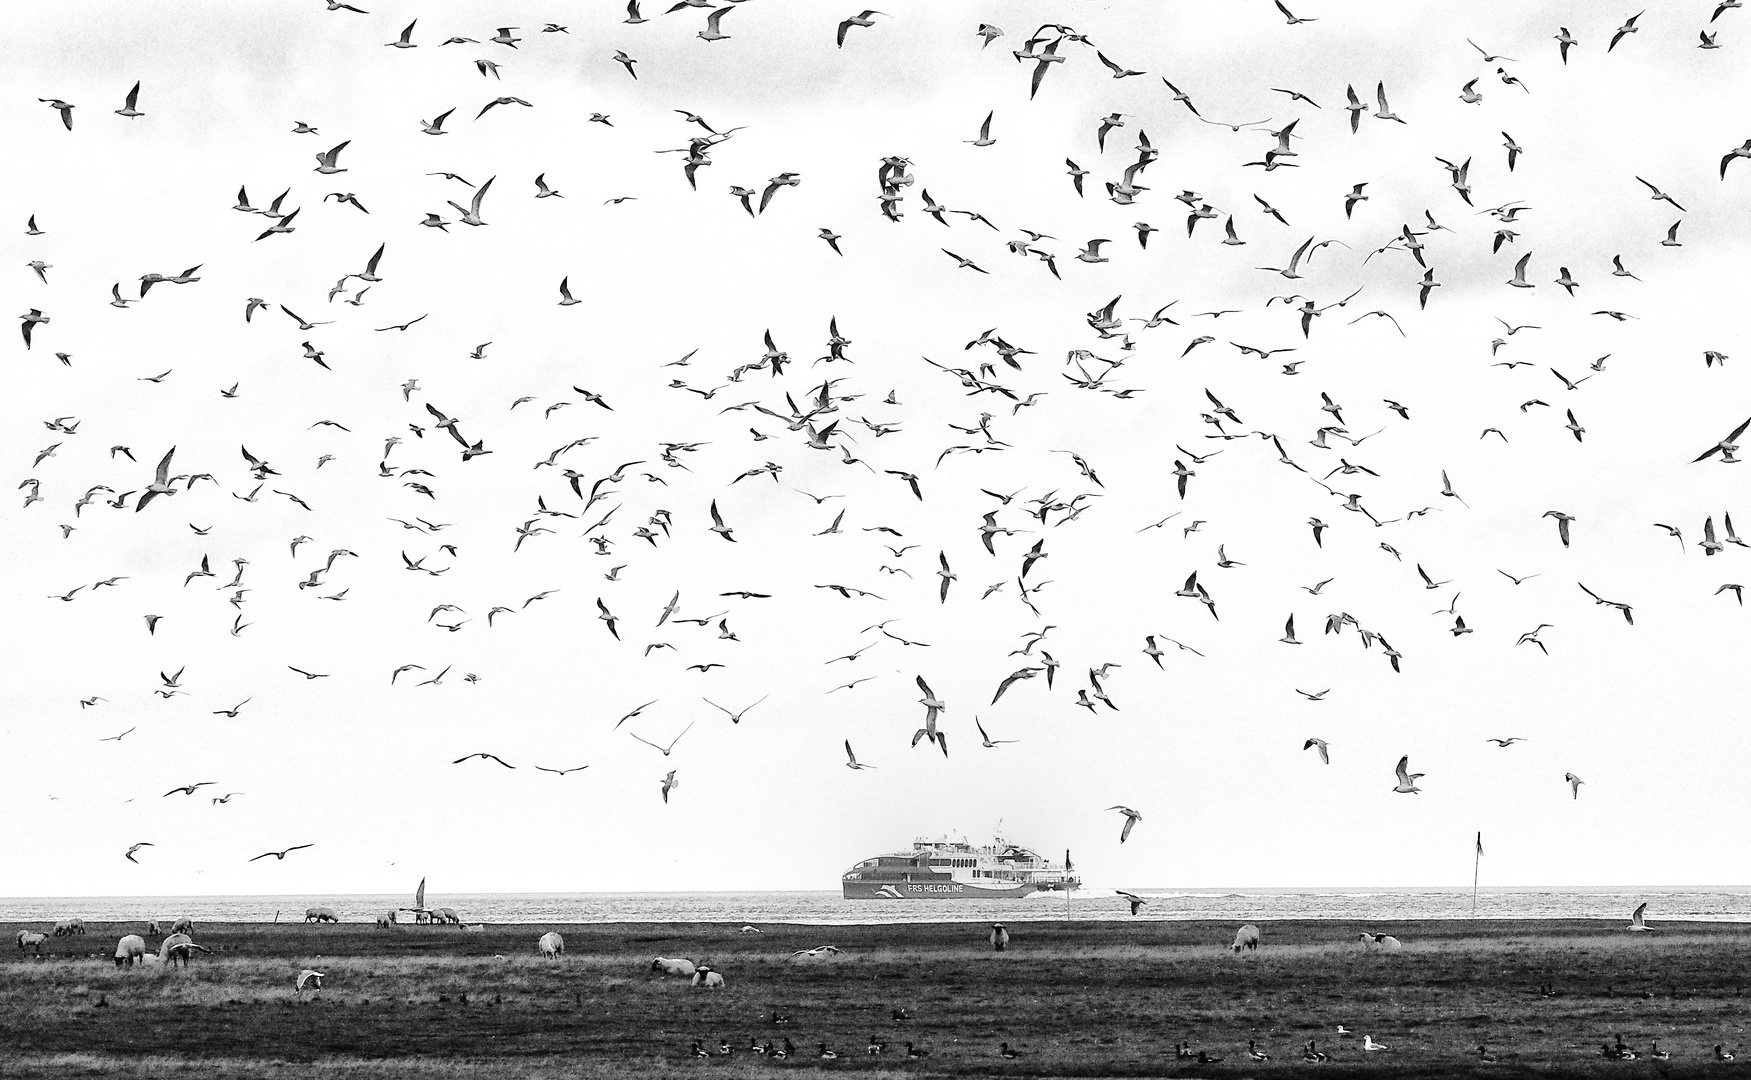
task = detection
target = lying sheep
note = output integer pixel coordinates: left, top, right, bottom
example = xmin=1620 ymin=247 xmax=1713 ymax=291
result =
xmin=651 ymin=956 xmax=697 ymax=977
xmin=691 ymin=964 xmax=725 ymax=989
xmin=1231 ymin=924 xmax=1261 ymax=953
xmin=1360 ymin=932 xmax=1403 ymax=951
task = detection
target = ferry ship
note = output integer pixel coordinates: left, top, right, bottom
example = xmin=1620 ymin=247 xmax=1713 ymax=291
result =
xmin=841 ymin=835 xmax=1079 ymax=899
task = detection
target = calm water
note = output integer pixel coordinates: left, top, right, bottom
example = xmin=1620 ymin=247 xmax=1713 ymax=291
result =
xmin=1 ymin=887 xmax=1746 ymax=924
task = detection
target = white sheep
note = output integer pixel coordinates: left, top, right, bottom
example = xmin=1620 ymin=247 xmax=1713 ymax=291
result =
xmin=1360 ymin=932 xmax=1403 ymax=951
xmin=691 ymin=964 xmax=725 ymax=989
xmin=16 ymin=930 xmax=47 ymax=955
xmin=538 ymin=932 xmax=565 ymax=958
xmin=650 ymin=957 xmax=697 ymax=977
xmin=114 ymin=934 xmax=146 ymax=967
xmin=1230 ymin=924 xmax=1261 ymax=953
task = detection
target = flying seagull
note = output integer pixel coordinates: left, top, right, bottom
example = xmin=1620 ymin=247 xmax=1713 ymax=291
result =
xmin=249 ymin=844 xmax=315 ymax=862
xmin=1392 ymin=755 xmax=1423 ymax=793
xmin=1107 ymin=805 xmax=1143 ymax=842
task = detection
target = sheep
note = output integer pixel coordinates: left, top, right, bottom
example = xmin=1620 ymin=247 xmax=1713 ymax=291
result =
xmin=1230 ymin=924 xmax=1261 ymax=953
xmin=989 ymin=923 xmax=1010 ymax=951
xmin=651 ymin=957 xmax=697 ymax=978
xmin=1359 ymin=932 xmax=1403 ymax=952
xmin=16 ymin=931 xmax=47 ymax=955
xmin=53 ymin=918 xmax=86 ymax=937
xmin=375 ymin=912 xmax=395 ymax=929
xmin=538 ymin=932 xmax=565 ymax=958
xmin=691 ymin=964 xmax=725 ymax=989
xmin=170 ymin=916 xmax=194 ymax=936
xmin=114 ymin=934 xmax=147 ymax=967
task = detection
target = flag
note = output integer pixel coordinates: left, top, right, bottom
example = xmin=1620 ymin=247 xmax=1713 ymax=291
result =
xmin=1475 ymin=832 xmax=1483 ymax=858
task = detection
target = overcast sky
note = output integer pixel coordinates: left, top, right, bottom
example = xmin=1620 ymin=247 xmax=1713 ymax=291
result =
xmin=4 ymin=1 xmax=1749 ymax=899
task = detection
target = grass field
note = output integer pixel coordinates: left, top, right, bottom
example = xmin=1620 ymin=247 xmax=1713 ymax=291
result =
xmin=2 ymin=919 xmax=1747 ymax=1077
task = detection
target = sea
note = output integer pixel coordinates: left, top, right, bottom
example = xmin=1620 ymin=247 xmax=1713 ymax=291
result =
xmin=1 ymin=887 xmax=1746 ymax=924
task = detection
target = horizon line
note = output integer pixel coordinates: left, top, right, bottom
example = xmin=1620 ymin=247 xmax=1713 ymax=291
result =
xmin=4 ymin=884 xmax=1746 ymax=901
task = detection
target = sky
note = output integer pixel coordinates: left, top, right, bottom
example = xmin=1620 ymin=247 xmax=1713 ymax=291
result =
xmin=3 ymin=1 xmax=1749 ymax=899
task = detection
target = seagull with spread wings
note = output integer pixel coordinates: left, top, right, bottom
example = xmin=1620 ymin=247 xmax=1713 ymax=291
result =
xmin=452 ymin=752 xmax=515 ymax=768
xmin=1108 ymin=805 xmax=1143 ymax=842
xmin=844 ymin=740 xmax=875 ymax=770
xmin=249 ymin=844 xmax=315 ymax=862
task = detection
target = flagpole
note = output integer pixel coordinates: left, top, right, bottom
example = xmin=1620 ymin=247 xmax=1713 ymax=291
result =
xmin=1471 ymin=832 xmax=1482 ymax=916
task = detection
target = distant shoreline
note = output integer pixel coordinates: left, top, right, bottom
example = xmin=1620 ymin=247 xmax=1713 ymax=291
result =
xmin=6 ymin=886 xmax=1746 ymax=926
xmin=7 ymin=884 xmax=1748 ymax=899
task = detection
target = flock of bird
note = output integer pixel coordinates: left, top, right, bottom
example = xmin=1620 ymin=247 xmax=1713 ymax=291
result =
xmin=11 ymin=0 xmax=1751 ymax=885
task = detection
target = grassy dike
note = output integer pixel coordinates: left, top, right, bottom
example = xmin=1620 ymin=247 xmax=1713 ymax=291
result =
xmin=2 ymin=919 xmax=1748 ymax=1077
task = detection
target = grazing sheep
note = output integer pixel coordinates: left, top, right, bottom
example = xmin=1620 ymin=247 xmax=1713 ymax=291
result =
xmin=170 ymin=917 xmax=193 ymax=936
xmin=538 ymin=932 xmax=565 ymax=958
xmin=146 ymin=921 xmax=161 ymax=936
xmin=1360 ymin=932 xmax=1403 ymax=952
xmin=651 ymin=957 xmax=698 ymax=977
xmin=113 ymin=934 xmax=146 ymax=967
xmin=432 ymin=907 xmax=460 ymax=925
xmin=295 ymin=970 xmax=325 ymax=999
xmin=304 ymin=906 xmax=340 ymax=923
xmin=375 ymin=912 xmax=394 ymax=928
xmin=53 ymin=918 xmax=86 ymax=937
xmin=1230 ymin=924 xmax=1261 ymax=953
xmin=159 ymin=932 xmax=207 ymax=968
xmin=16 ymin=931 xmax=47 ymax=955
xmin=989 ymin=923 xmax=1010 ymax=951
xmin=691 ymin=964 xmax=725 ymax=989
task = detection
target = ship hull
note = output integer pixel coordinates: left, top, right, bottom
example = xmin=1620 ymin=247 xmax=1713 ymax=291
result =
xmin=842 ymin=879 xmax=1069 ymax=900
